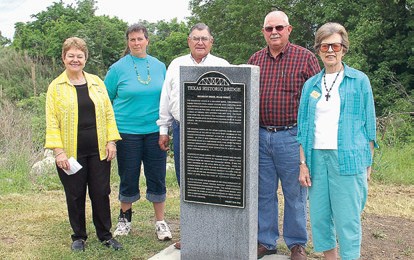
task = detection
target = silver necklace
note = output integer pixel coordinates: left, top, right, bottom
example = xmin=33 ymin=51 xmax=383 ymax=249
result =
xmin=131 ymin=55 xmax=151 ymax=85
xmin=323 ymin=70 xmax=341 ymax=101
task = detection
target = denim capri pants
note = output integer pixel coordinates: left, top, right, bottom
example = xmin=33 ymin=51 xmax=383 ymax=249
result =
xmin=116 ymin=132 xmax=167 ymax=203
xmin=308 ymin=149 xmax=368 ymax=260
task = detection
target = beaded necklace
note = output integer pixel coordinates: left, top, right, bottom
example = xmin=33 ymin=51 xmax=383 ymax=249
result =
xmin=323 ymin=69 xmax=341 ymax=101
xmin=131 ymin=55 xmax=151 ymax=85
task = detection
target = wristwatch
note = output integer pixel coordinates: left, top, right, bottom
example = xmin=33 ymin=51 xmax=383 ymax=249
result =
xmin=299 ymin=160 xmax=306 ymax=165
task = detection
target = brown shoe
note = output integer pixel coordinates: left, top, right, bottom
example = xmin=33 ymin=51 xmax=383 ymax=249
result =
xmin=173 ymin=241 xmax=181 ymax=250
xmin=257 ymin=244 xmax=277 ymax=259
xmin=290 ymin=245 xmax=307 ymax=260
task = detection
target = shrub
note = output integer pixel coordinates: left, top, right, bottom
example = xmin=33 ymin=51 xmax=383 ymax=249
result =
xmin=0 ymin=99 xmax=44 ymax=194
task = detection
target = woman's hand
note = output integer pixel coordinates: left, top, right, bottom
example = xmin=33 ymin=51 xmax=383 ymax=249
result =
xmin=299 ymin=164 xmax=312 ymax=187
xmin=106 ymin=141 xmax=117 ymax=161
xmin=55 ymin=151 xmax=69 ymax=170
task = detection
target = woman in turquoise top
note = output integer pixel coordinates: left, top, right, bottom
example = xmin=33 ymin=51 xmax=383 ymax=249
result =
xmin=104 ymin=24 xmax=172 ymax=241
xmin=297 ymin=23 xmax=377 ymax=260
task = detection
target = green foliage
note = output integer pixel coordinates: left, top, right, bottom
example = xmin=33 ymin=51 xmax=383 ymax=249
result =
xmin=17 ymin=94 xmax=47 ymax=151
xmin=346 ymin=0 xmax=414 ymax=115
xmin=76 ymin=15 xmax=128 ymax=77
xmin=0 ymin=47 xmax=32 ymax=99
xmin=12 ymin=2 xmax=79 ymax=57
xmin=150 ymin=19 xmax=190 ymax=65
xmin=189 ymin=0 xmax=271 ymax=64
xmin=7 ymin=0 xmax=413 ymax=117
xmin=377 ymin=105 xmax=414 ymax=147
xmin=11 ymin=0 xmax=127 ymax=78
xmin=0 ymin=32 xmax=11 ymax=46
xmin=0 ymin=47 xmax=59 ymax=100
xmin=189 ymin=0 xmax=414 ymax=117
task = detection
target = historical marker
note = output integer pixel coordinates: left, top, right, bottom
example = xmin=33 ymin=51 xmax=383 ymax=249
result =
xmin=183 ymin=71 xmax=245 ymax=208
xmin=180 ymin=65 xmax=259 ymax=260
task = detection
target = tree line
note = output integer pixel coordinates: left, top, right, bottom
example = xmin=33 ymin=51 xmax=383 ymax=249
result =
xmin=1 ymin=0 xmax=413 ymax=118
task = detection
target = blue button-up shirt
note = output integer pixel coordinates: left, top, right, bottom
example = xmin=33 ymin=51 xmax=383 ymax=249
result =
xmin=297 ymin=63 xmax=378 ymax=175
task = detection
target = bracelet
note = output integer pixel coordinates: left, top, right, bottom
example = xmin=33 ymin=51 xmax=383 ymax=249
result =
xmin=108 ymin=141 xmax=116 ymax=146
xmin=55 ymin=151 xmax=64 ymax=158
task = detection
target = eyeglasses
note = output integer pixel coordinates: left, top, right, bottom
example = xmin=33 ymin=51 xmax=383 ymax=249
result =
xmin=319 ymin=43 xmax=344 ymax=52
xmin=263 ymin=25 xmax=288 ymax=33
xmin=189 ymin=36 xmax=211 ymax=43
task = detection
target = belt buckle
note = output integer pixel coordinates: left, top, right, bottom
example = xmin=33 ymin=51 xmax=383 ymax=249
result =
xmin=262 ymin=124 xmax=296 ymax=132
xmin=267 ymin=125 xmax=294 ymax=132
xmin=266 ymin=126 xmax=278 ymax=132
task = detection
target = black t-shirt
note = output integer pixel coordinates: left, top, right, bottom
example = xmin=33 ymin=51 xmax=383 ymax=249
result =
xmin=74 ymin=83 xmax=99 ymax=157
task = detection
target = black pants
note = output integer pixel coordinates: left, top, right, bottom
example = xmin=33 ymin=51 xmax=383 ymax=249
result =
xmin=58 ymin=154 xmax=112 ymax=242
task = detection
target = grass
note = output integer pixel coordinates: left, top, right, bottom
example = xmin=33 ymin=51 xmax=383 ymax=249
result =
xmin=373 ymin=144 xmax=414 ymax=185
xmin=0 ymin=154 xmax=33 ymax=194
xmin=1 ymin=163 xmax=413 ymax=259
xmin=0 ymin=166 xmax=180 ymax=260
xmin=0 ymin=144 xmax=413 ymax=259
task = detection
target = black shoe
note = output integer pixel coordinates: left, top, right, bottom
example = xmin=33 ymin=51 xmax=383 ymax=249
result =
xmin=71 ymin=239 xmax=85 ymax=251
xmin=102 ymin=238 xmax=123 ymax=250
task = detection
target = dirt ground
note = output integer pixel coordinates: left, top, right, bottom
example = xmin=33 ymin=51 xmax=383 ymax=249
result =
xmin=274 ymin=183 xmax=414 ymax=259
xmin=360 ymin=213 xmax=413 ymax=260
xmin=279 ymin=213 xmax=414 ymax=260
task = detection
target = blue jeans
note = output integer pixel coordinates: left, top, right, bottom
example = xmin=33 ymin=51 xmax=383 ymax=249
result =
xmin=258 ymin=126 xmax=307 ymax=250
xmin=172 ymin=120 xmax=180 ymax=186
xmin=116 ymin=132 xmax=167 ymax=203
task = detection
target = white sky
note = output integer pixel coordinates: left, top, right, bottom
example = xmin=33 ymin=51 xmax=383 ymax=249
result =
xmin=0 ymin=0 xmax=191 ymax=39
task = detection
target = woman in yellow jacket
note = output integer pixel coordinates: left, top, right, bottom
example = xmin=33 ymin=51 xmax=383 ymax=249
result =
xmin=45 ymin=37 xmax=122 ymax=251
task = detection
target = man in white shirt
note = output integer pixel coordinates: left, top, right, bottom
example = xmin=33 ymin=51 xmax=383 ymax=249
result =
xmin=157 ymin=23 xmax=230 ymax=190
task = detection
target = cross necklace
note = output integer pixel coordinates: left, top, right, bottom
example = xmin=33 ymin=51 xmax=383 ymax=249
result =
xmin=323 ymin=69 xmax=341 ymax=101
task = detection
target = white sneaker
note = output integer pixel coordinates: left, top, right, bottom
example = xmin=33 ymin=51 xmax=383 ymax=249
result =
xmin=114 ymin=217 xmax=131 ymax=236
xmin=155 ymin=221 xmax=172 ymax=241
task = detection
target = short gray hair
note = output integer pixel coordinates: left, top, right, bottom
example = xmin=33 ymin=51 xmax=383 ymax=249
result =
xmin=189 ymin=23 xmax=212 ymax=38
xmin=314 ymin=22 xmax=349 ymax=54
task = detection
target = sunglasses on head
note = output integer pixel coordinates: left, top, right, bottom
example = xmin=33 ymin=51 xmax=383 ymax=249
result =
xmin=319 ymin=43 xmax=344 ymax=52
xmin=263 ymin=25 xmax=288 ymax=32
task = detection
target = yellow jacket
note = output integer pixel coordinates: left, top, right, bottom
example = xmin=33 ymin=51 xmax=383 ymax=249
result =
xmin=45 ymin=71 xmax=121 ymax=160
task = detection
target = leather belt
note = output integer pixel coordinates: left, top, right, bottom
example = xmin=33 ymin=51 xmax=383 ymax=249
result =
xmin=260 ymin=123 xmax=297 ymax=132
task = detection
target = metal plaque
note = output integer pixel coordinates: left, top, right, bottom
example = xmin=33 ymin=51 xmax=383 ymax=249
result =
xmin=183 ymin=71 xmax=246 ymax=208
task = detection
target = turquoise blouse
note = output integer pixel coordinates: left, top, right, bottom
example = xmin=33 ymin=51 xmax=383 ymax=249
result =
xmin=297 ymin=63 xmax=378 ymax=175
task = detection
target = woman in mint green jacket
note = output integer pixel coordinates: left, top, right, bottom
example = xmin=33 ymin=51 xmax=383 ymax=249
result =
xmin=297 ymin=23 xmax=377 ymax=260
